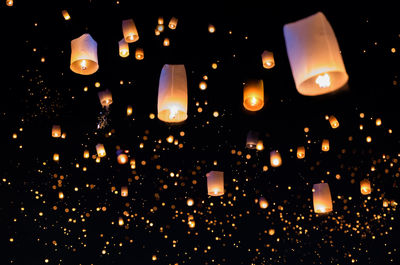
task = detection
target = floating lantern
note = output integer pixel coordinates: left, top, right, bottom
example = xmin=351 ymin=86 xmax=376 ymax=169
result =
xmin=121 ymin=186 xmax=128 ymax=197
xmin=376 ymin=118 xmax=382 ymax=126
xmin=199 ymin=81 xmax=207 ymax=90
xmin=118 ymin=38 xmax=129 ymax=57
xmin=52 ymin=125 xmax=61 ymax=138
xmin=117 ymin=153 xmax=128 ymax=164
xmin=130 ymin=159 xmax=136 ymax=169
xmin=261 ymin=50 xmax=275 ymax=69
xmin=297 ymin=146 xmax=305 ymax=159
xmin=58 ymin=191 xmax=64 ymax=199
xmin=70 ymin=33 xmax=98 ymax=75
xmin=283 ymin=12 xmax=348 ymax=96
xmin=122 ymin=19 xmax=139 ymax=43
xmin=53 ymin=153 xmax=59 ymax=162
xmin=360 ymin=179 xmax=371 ymax=195
xmin=243 ymin=80 xmax=264 ymax=111
xmin=61 ymin=132 xmax=67 ymax=139
xmin=321 ymin=139 xmax=330 ymax=152
xmin=270 ymin=150 xmax=282 ymax=167
xmin=155 ymin=29 xmax=161 ymax=36
xmin=329 ymin=115 xmax=339 ymax=128
xmin=256 ymin=140 xmax=264 ymax=151
xmin=135 ymin=48 xmax=144 ymax=60
xmin=187 ymin=198 xmax=194 ymax=206
xmin=83 ymin=150 xmax=89 ymax=159
xmin=96 ymin=144 xmax=106 ymax=157
xmin=188 ymin=215 xmax=195 ymax=228
xmin=156 ymin=24 xmax=164 ymax=32
xmin=168 ymin=17 xmax=178 ymax=29
xmin=206 ymin=171 xmax=224 ymax=196
xmin=157 ymin=64 xmax=188 ymax=123
xmin=98 ymin=89 xmax=113 ymax=109
xmin=6 ymin=0 xmax=13 ymax=6
xmin=383 ymin=199 xmax=389 ymax=207
xmin=62 ymin=10 xmax=71 ymax=20
xmin=246 ymin=131 xmax=259 ymax=149
xmin=313 ymin=183 xmax=333 ymax=214
xmin=259 ymin=197 xmax=268 ymax=209
xmin=208 ymin=24 xmax=216 ymax=33
xmin=158 ymin=17 xmax=164 ymax=25
xmin=127 ymin=105 xmax=133 ymax=116
xmin=366 ymin=136 xmax=372 ymax=143
xmin=163 ymin=38 xmax=170 ymax=46
xmin=118 ymin=217 xmax=124 ymax=226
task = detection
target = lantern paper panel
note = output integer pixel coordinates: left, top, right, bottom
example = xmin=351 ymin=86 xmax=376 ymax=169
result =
xmin=322 ymin=139 xmax=330 ymax=151
xmin=297 ymin=146 xmax=305 ymax=159
xmin=122 ymin=19 xmax=139 ymax=43
xmin=270 ymin=150 xmax=282 ymax=167
xmin=259 ymin=197 xmax=268 ymax=209
xmin=246 ymin=131 xmax=259 ymax=149
xmin=360 ymin=179 xmax=371 ymax=195
xmin=96 ymin=144 xmax=106 ymax=157
xmin=157 ymin=64 xmax=188 ymax=123
xmin=70 ymin=33 xmax=99 ymax=75
xmin=283 ymin=12 xmax=348 ymax=96
xmin=261 ymin=50 xmax=275 ymax=69
xmin=98 ymin=89 xmax=113 ymax=109
xmin=168 ymin=17 xmax=178 ymax=29
xmin=121 ymin=186 xmax=128 ymax=197
xmin=62 ymin=10 xmax=71 ymax=20
xmin=243 ymin=80 xmax=264 ymax=111
xmin=329 ymin=115 xmax=339 ymax=128
xmin=135 ymin=48 xmax=144 ymax=60
xmin=119 ymin=39 xmax=129 ymax=57
xmin=313 ymin=183 xmax=333 ymax=214
xmin=52 ymin=125 xmax=61 ymax=138
xmin=207 ymin=171 xmax=224 ymax=196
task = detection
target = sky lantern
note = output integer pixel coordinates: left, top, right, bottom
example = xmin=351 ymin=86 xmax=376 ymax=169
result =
xmin=256 ymin=140 xmax=264 ymax=151
xmin=127 ymin=105 xmax=133 ymax=116
xmin=119 ymin=38 xmax=129 ymax=57
xmin=329 ymin=115 xmax=339 ymax=128
xmin=98 ymin=89 xmax=113 ymax=109
xmin=322 ymin=139 xmax=330 ymax=152
xmin=163 ymin=38 xmax=170 ymax=46
xmin=246 ymin=131 xmax=259 ymax=149
xmin=208 ymin=24 xmax=216 ymax=33
xmin=187 ymin=198 xmax=194 ymax=206
xmin=117 ymin=152 xmax=128 ymax=164
xmin=243 ymin=80 xmax=264 ymax=111
xmin=376 ymin=118 xmax=382 ymax=126
xmin=53 ymin=153 xmax=59 ymax=162
xmin=135 ymin=48 xmax=144 ymax=60
xmin=70 ymin=33 xmax=98 ymax=75
xmin=188 ymin=215 xmax=195 ymax=228
xmin=52 ymin=125 xmax=61 ymax=138
xmin=6 ymin=0 xmax=13 ymax=6
xmin=313 ymin=182 xmax=333 ymax=214
xmin=261 ymin=50 xmax=275 ymax=69
xmin=297 ymin=146 xmax=305 ymax=159
xmin=122 ymin=19 xmax=139 ymax=43
xmin=259 ymin=197 xmax=268 ymax=209
xmin=168 ymin=17 xmax=178 ymax=29
xmin=157 ymin=64 xmax=188 ymax=123
xmin=158 ymin=17 xmax=164 ymax=25
xmin=83 ymin=150 xmax=89 ymax=159
xmin=96 ymin=144 xmax=106 ymax=157
xmin=62 ymin=10 xmax=71 ymax=20
xmin=206 ymin=171 xmax=224 ymax=196
xmin=360 ymin=179 xmax=371 ymax=195
xmin=156 ymin=24 xmax=165 ymax=32
xmin=283 ymin=12 xmax=348 ymax=96
xmin=270 ymin=150 xmax=282 ymax=167
xmin=121 ymin=186 xmax=128 ymax=197
xmin=58 ymin=191 xmax=64 ymax=199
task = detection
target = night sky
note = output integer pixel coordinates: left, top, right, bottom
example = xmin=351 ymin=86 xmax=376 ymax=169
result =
xmin=1 ymin=1 xmax=400 ymax=264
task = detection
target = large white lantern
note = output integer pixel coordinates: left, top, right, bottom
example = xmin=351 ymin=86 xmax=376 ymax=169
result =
xmin=313 ymin=182 xmax=333 ymax=214
xmin=206 ymin=171 xmax=224 ymax=196
xmin=70 ymin=33 xmax=99 ymax=75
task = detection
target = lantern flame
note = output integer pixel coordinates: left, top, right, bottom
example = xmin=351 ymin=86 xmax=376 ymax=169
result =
xmin=169 ymin=106 xmax=179 ymax=120
xmin=250 ymin=97 xmax=258 ymax=106
xmin=80 ymin=60 xmax=87 ymax=70
xmin=315 ymin=73 xmax=331 ymax=88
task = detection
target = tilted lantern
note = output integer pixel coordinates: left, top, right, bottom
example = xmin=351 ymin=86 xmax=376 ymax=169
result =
xmin=297 ymin=146 xmax=305 ymax=159
xmin=122 ymin=19 xmax=139 ymax=43
xmin=158 ymin=17 xmax=164 ymax=25
xmin=83 ymin=150 xmax=90 ymax=159
xmin=98 ymin=89 xmax=113 ymax=109
xmin=117 ymin=153 xmax=128 ymax=165
xmin=119 ymin=38 xmax=129 ymax=57
xmin=52 ymin=125 xmax=61 ymax=138
xmin=243 ymin=80 xmax=264 ymax=111
xmin=96 ymin=144 xmax=106 ymax=157
xmin=206 ymin=171 xmax=224 ymax=196
xmin=313 ymin=182 xmax=333 ymax=214
xmin=70 ymin=33 xmax=99 ymax=75
xmin=53 ymin=153 xmax=59 ymax=162
xmin=168 ymin=17 xmax=178 ymax=29
xmin=259 ymin=197 xmax=269 ymax=209
xmin=329 ymin=115 xmax=339 ymax=129
xmin=163 ymin=38 xmax=170 ymax=46
xmin=270 ymin=150 xmax=282 ymax=167
xmin=135 ymin=48 xmax=144 ymax=60
xmin=256 ymin=140 xmax=264 ymax=151
xmin=246 ymin=131 xmax=259 ymax=149
xmin=283 ymin=12 xmax=348 ymax=96
xmin=157 ymin=64 xmax=188 ymax=123
xmin=321 ymin=139 xmax=330 ymax=152
xmin=261 ymin=50 xmax=275 ymax=69
xmin=360 ymin=179 xmax=371 ymax=195
xmin=62 ymin=10 xmax=71 ymax=20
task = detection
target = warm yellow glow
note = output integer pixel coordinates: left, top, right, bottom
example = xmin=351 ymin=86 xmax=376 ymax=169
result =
xmin=168 ymin=17 xmax=178 ymax=29
xmin=157 ymin=24 xmax=164 ymax=32
xmin=163 ymin=38 xmax=170 ymax=46
xmin=322 ymin=139 xmax=330 ymax=152
xmin=61 ymin=133 xmax=66 ymax=139
xmin=270 ymin=151 xmax=282 ymax=167
xmin=187 ymin=198 xmax=194 ymax=206
xmin=243 ymin=80 xmax=264 ymax=111
xmin=259 ymin=197 xmax=268 ymax=209
xmin=58 ymin=191 xmax=64 ymax=199
xmin=208 ymin=24 xmax=216 ymax=33
xmin=212 ymin=63 xmax=218 ymax=69
xmin=376 ymin=118 xmax=382 ymax=126
xmin=83 ymin=150 xmax=89 ymax=159
xmin=313 ymin=183 xmax=333 ymax=214
xmin=118 ymin=217 xmax=124 ymax=226
xmin=315 ymin=73 xmax=331 ymax=88
xmin=360 ymin=179 xmax=371 ymax=195
xmin=121 ymin=186 xmax=128 ymax=197
xmin=127 ymin=106 xmax=132 ymax=116
xmin=199 ymin=81 xmax=207 ymax=90
xmin=62 ymin=10 xmax=71 ymax=20
xmin=52 ymin=125 xmax=61 ymax=138
xmin=158 ymin=17 xmax=164 ymax=25
xmin=297 ymin=146 xmax=305 ymax=159
xmin=80 ymin=59 xmax=88 ymax=70
xmin=53 ymin=153 xmax=59 ymax=162
xmin=119 ymin=39 xmax=129 ymax=58
xmin=96 ymin=144 xmax=106 ymax=157
xmin=207 ymin=171 xmax=224 ymax=196
xmin=383 ymin=199 xmax=389 ymax=207
xmin=6 ymin=0 xmax=13 ymax=6
xmin=155 ymin=29 xmax=160 ymax=36
xmin=117 ymin=153 xmax=128 ymax=164
xmin=167 ymin=135 xmax=174 ymax=143
xmin=261 ymin=50 xmax=275 ymax=69
xmin=329 ymin=115 xmax=339 ymax=129
xmin=366 ymin=136 xmax=372 ymax=143
xmin=135 ymin=48 xmax=144 ymax=60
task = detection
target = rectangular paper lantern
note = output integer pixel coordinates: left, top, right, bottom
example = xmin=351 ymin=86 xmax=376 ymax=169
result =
xmin=243 ymin=80 xmax=264 ymax=111
xmin=122 ymin=19 xmax=139 ymax=43
xmin=206 ymin=171 xmax=224 ymax=196
xmin=70 ymin=33 xmax=99 ymax=75
xmin=283 ymin=12 xmax=348 ymax=96
xmin=119 ymin=38 xmax=129 ymax=57
xmin=52 ymin=125 xmax=61 ymax=138
xmin=246 ymin=131 xmax=259 ymax=149
xmin=313 ymin=183 xmax=333 ymax=213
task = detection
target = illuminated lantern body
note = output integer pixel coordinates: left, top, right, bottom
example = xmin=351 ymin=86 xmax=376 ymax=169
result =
xmin=208 ymin=24 xmax=216 ymax=33
xmin=329 ymin=115 xmax=339 ymax=128
xmin=168 ymin=17 xmax=178 ymax=29
xmin=62 ymin=10 xmax=71 ymax=20
xmin=98 ymin=89 xmax=113 ymax=109
xmin=122 ymin=19 xmax=139 ymax=43
xmin=127 ymin=105 xmax=133 ymax=116
xmin=83 ymin=150 xmax=89 ymax=159
xmin=119 ymin=38 xmax=129 ymax=57
xmin=163 ymin=38 xmax=170 ymax=46
xmin=156 ymin=24 xmax=164 ymax=32
xmin=121 ymin=186 xmax=128 ymax=197
xmin=206 ymin=171 xmax=224 ymax=196
xmin=117 ymin=153 xmax=128 ymax=165
xmin=259 ymin=197 xmax=268 ymax=209
xmin=70 ymin=33 xmax=99 ymax=75
xmin=188 ymin=215 xmax=195 ymax=228
xmin=261 ymin=50 xmax=275 ymax=69
xmin=360 ymin=179 xmax=371 ymax=195
xmin=58 ymin=191 xmax=64 ymax=199
xmin=243 ymin=80 xmax=264 ymax=111
xmin=270 ymin=150 xmax=282 ymax=167
xmin=158 ymin=17 xmax=164 ymax=25
xmin=118 ymin=217 xmax=124 ymax=226
xmin=130 ymin=159 xmax=136 ymax=169
xmin=53 ymin=153 xmax=59 ymax=162
xmin=313 ymin=183 xmax=333 ymax=214
xmin=376 ymin=118 xmax=382 ymax=126
xmin=383 ymin=199 xmax=389 ymax=207
xmin=256 ymin=140 xmax=264 ymax=151
xmin=157 ymin=64 xmax=188 ymax=123
xmin=187 ymin=198 xmax=194 ymax=206
xmin=246 ymin=131 xmax=259 ymax=149
xmin=135 ymin=48 xmax=144 ymax=60
xmin=96 ymin=144 xmax=106 ymax=157
xmin=322 ymin=139 xmax=330 ymax=152
xmin=283 ymin=12 xmax=348 ymax=96
xmin=52 ymin=125 xmax=61 ymax=138
xmin=297 ymin=146 xmax=305 ymax=159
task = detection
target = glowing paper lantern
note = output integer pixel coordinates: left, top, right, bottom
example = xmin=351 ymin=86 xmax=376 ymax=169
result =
xmin=297 ymin=146 xmax=305 ymax=159
xmin=261 ymin=50 xmax=275 ymax=69
xmin=270 ymin=150 xmax=282 ymax=167
xmin=52 ymin=125 xmax=61 ymax=138
xmin=83 ymin=150 xmax=89 ymax=159
xmin=158 ymin=17 xmax=164 ymax=25
xmin=96 ymin=144 xmax=106 ymax=157
xmin=70 ymin=33 xmax=98 ymax=75
xmin=329 ymin=115 xmax=339 ymax=128
xmin=119 ymin=38 xmax=129 ymax=57
xmin=53 ymin=153 xmax=59 ymax=162
xmin=199 ymin=81 xmax=207 ymax=90
xmin=313 ymin=183 xmax=333 ymax=214
xmin=187 ymin=198 xmax=194 ymax=206
xmin=321 ymin=139 xmax=330 ymax=152
xmin=135 ymin=48 xmax=144 ymax=60
xmin=121 ymin=186 xmax=128 ymax=197
xmin=188 ymin=215 xmax=195 ymax=228
xmin=376 ymin=118 xmax=382 ymax=126
xmin=206 ymin=171 xmax=224 ymax=196
xmin=259 ymin=197 xmax=268 ymax=209
xmin=6 ymin=0 xmax=13 ymax=6
xmin=360 ymin=179 xmax=371 ymax=195
xmin=383 ymin=199 xmax=389 ymax=207
xmin=283 ymin=12 xmax=348 ymax=96
xmin=117 ymin=153 xmax=128 ymax=164
xmin=157 ymin=64 xmax=188 ymax=123
xmin=118 ymin=217 xmax=124 ymax=226
xmin=208 ymin=24 xmax=216 ymax=33
xmin=127 ymin=105 xmax=133 ymax=116
xmin=246 ymin=131 xmax=259 ymax=149
xmin=98 ymin=89 xmax=113 ymax=109
xmin=122 ymin=19 xmax=139 ymax=43
xmin=168 ymin=17 xmax=178 ymax=29
xmin=243 ymin=80 xmax=264 ymax=111
xmin=256 ymin=140 xmax=264 ymax=151
xmin=156 ymin=24 xmax=164 ymax=32
xmin=58 ymin=191 xmax=64 ymax=199
xmin=163 ymin=38 xmax=170 ymax=46
xmin=62 ymin=10 xmax=71 ymax=20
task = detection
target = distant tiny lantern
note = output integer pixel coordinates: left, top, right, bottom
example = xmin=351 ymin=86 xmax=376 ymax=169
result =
xmin=156 ymin=24 xmax=164 ymax=32
xmin=376 ymin=118 xmax=382 ymax=126
xmin=53 ymin=153 xmax=59 ymax=162
xmin=313 ymin=183 xmax=333 ymax=214
xmin=283 ymin=12 xmax=348 ymax=96
xmin=61 ymin=132 xmax=66 ymax=139
xmin=383 ymin=199 xmax=389 ymax=207
xmin=297 ymin=146 xmax=305 ymax=159
xmin=243 ymin=80 xmax=264 ymax=111
xmin=121 ymin=186 xmax=128 ymax=197
xmin=206 ymin=171 xmax=224 ymax=196
xmin=188 ymin=215 xmax=195 ymax=228
xmin=62 ymin=10 xmax=71 ymax=20
xmin=52 ymin=125 xmax=61 ymax=138
xmin=208 ymin=24 xmax=216 ymax=33
xmin=259 ymin=197 xmax=268 ymax=209
xmin=155 ymin=29 xmax=161 ymax=36
xmin=118 ymin=38 xmax=129 ymax=57
xmin=122 ymin=19 xmax=139 ymax=43
xmin=187 ymin=198 xmax=194 ymax=206
xmin=158 ymin=17 xmax=164 ymax=25
xmin=70 ymin=33 xmax=99 ymax=75
xmin=163 ymin=38 xmax=170 ymax=46
xmin=322 ymin=139 xmax=330 ymax=152
xmin=261 ymin=50 xmax=275 ymax=69
xmin=256 ymin=140 xmax=264 ymax=151
xmin=135 ymin=48 xmax=144 ymax=60
xmin=117 ymin=153 xmax=128 ymax=164
xmin=329 ymin=115 xmax=339 ymax=128
xmin=83 ymin=150 xmax=89 ymax=159
xmin=127 ymin=105 xmax=133 ymax=116
xmin=168 ymin=17 xmax=178 ymax=29
xmin=366 ymin=136 xmax=372 ymax=143
xmin=58 ymin=191 xmax=64 ymax=199
xmin=199 ymin=81 xmax=207 ymax=90
xmin=360 ymin=179 xmax=371 ymax=195
xmin=98 ymin=89 xmax=113 ymax=109
xmin=96 ymin=144 xmax=106 ymax=157
xmin=246 ymin=131 xmax=259 ymax=149
xmin=118 ymin=217 xmax=124 ymax=226
xmin=157 ymin=64 xmax=188 ymax=123
xmin=270 ymin=150 xmax=282 ymax=167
